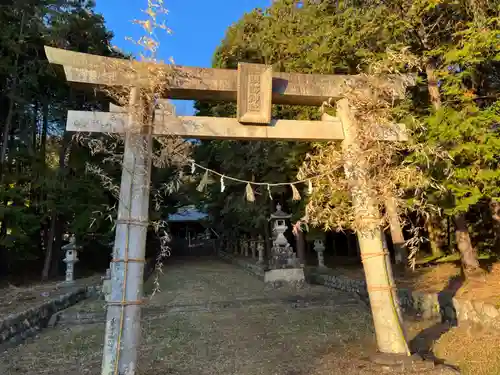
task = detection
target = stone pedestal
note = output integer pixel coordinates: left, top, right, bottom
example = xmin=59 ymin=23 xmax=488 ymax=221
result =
xmin=264 ymin=268 xmax=305 ymax=288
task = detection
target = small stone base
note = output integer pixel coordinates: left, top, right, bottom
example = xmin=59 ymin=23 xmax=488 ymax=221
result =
xmin=369 ymin=353 xmax=460 ymax=374
xmin=264 ymin=268 xmax=305 ymax=288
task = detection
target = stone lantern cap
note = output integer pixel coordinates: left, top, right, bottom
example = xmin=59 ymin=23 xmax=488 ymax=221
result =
xmin=62 ymin=235 xmax=80 ymax=262
xmin=62 ymin=235 xmax=81 ymax=250
xmin=269 ymin=203 xmax=291 ymax=220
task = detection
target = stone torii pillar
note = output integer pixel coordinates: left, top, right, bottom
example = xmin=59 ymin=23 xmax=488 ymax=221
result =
xmin=103 ymin=88 xmax=153 ymax=375
xmin=324 ymin=105 xmax=409 ymax=356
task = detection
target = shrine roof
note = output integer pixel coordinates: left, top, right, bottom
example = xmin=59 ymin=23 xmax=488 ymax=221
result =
xmin=168 ymin=205 xmax=208 ymax=222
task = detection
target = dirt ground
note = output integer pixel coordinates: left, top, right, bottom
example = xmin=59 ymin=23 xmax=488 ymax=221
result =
xmin=0 ymin=258 xmax=498 ymax=375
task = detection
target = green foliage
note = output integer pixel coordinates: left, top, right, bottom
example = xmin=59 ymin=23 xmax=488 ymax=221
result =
xmin=194 ymin=0 xmax=500 ymax=257
xmin=0 ymin=0 xmax=120 ymax=276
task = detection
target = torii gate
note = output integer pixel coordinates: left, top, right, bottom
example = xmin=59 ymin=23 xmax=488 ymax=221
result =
xmin=44 ymin=46 xmax=415 ymax=374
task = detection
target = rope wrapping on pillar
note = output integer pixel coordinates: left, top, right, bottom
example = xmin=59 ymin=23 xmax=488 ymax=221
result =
xmin=107 ymin=300 xmax=145 ymax=306
xmin=115 ymin=218 xmax=150 ymax=227
xmin=111 ymin=258 xmax=146 ymax=264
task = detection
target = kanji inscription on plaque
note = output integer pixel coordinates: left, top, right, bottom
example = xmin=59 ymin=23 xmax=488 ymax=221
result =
xmin=237 ymin=62 xmax=272 ymax=124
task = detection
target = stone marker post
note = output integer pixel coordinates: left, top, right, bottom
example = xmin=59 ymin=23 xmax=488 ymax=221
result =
xmin=257 ymin=235 xmax=264 ymax=264
xmin=242 ymin=239 xmax=249 ymax=257
xmin=250 ymin=238 xmax=256 ymax=259
xmin=245 ymin=239 xmax=250 ymax=257
xmin=314 ymin=239 xmax=326 ymax=268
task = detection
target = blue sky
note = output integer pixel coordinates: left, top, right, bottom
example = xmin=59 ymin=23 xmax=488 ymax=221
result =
xmin=95 ymin=0 xmax=272 ymax=115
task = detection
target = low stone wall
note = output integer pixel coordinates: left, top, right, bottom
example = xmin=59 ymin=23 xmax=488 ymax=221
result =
xmin=0 ymin=284 xmax=100 ymax=349
xmin=219 ymin=250 xmax=500 ymax=329
xmin=306 ymin=268 xmax=500 ymax=329
xmin=0 ymin=256 xmax=162 ymax=349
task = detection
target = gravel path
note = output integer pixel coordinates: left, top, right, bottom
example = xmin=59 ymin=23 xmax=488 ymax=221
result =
xmin=0 ymin=258 xmax=414 ymax=375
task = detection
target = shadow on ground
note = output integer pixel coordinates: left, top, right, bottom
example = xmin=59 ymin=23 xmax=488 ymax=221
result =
xmin=409 ymin=272 xmax=464 ymax=371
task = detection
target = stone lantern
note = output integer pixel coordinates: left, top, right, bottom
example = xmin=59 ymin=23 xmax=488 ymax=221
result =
xmin=62 ymin=235 xmax=80 ymax=284
xmin=265 ymin=204 xmax=304 ymax=286
xmin=269 ymin=203 xmax=295 ymax=268
xmin=270 ymin=204 xmax=291 ymax=245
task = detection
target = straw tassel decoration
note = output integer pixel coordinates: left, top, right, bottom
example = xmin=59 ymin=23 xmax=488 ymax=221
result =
xmin=267 ymin=184 xmax=273 ymax=200
xmin=291 ymin=184 xmax=301 ymax=201
xmin=196 ymin=170 xmax=209 ymax=192
xmin=245 ymin=183 xmax=255 ymax=202
xmin=220 ymin=176 xmax=226 ymax=192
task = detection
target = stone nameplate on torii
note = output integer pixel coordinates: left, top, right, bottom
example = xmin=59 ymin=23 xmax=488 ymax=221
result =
xmin=237 ymin=62 xmax=272 ymax=124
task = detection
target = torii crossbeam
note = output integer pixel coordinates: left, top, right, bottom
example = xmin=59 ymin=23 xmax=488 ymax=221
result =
xmin=45 ymin=46 xmax=410 ymax=142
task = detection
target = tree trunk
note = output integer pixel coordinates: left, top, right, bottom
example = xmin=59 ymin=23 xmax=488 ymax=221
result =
xmin=426 ymin=63 xmax=442 ymax=110
xmin=426 ymin=215 xmax=444 ymax=257
xmin=30 ymin=101 xmax=38 ymax=157
xmin=294 ymin=229 xmax=306 ymax=266
xmin=40 ymin=103 xmax=48 ymax=164
xmin=49 ymin=215 xmax=64 ymax=279
xmin=490 ymin=200 xmax=500 ymax=251
xmin=385 ymin=195 xmax=407 ymax=266
xmin=0 ymin=11 xmax=26 ymax=175
xmin=382 ymin=231 xmax=405 ymax=328
xmin=0 ymin=99 xmax=15 ymax=174
xmin=454 ymin=213 xmax=481 ymax=273
xmin=446 ymin=216 xmax=452 ymax=251
xmin=41 ymin=213 xmax=57 ymax=281
xmin=426 ymin=63 xmax=451 ymax=259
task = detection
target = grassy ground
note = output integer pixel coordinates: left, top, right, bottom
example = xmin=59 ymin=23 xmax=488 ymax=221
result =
xmin=0 ymin=258 xmax=499 ymax=374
